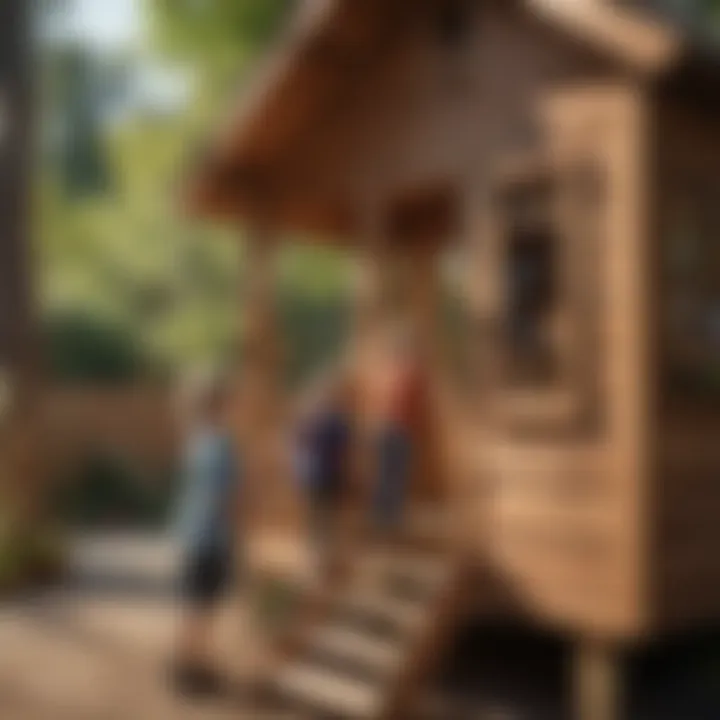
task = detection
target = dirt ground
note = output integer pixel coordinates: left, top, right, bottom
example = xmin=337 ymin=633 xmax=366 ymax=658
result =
xmin=2 ymin=533 xmax=720 ymax=720
xmin=0 ymin=535 xmax=268 ymax=719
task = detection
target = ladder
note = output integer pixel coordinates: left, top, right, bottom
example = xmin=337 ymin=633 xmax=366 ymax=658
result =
xmin=269 ymin=546 xmax=468 ymax=719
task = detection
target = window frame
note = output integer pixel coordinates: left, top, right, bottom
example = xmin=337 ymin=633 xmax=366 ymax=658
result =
xmin=488 ymin=157 xmax=603 ymax=435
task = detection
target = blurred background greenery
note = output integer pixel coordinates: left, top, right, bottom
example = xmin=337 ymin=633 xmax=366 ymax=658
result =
xmin=38 ymin=0 xmax=350 ymax=387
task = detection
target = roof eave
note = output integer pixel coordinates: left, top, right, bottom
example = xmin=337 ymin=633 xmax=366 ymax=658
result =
xmin=186 ymin=0 xmax=689 ymax=229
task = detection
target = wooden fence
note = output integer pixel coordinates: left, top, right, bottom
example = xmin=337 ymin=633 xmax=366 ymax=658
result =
xmin=40 ymin=384 xmax=180 ymax=485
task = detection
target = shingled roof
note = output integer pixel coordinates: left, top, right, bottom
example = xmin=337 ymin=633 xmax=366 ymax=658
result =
xmin=185 ymin=0 xmax=691 ymax=222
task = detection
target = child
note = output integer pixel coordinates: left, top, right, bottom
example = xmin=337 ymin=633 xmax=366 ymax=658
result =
xmin=294 ymin=374 xmax=351 ymax=584
xmin=171 ymin=370 xmax=238 ymax=696
xmin=371 ymin=327 xmax=425 ymax=536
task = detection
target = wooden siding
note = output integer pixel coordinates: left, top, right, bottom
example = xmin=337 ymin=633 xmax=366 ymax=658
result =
xmin=227 ymin=0 xmax=665 ymax=641
xmin=273 ymin=2 xmax=649 ymax=639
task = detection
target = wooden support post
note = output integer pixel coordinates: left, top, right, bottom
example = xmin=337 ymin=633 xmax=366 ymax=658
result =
xmin=406 ymin=243 xmax=444 ymax=507
xmin=241 ymin=222 xmax=285 ymax=530
xmin=467 ymin=186 xmax=503 ymax=410
xmin=574 ymin=638 xmax=623 ymax=720
xmin=353 ymin=205 xmax=389 ymax=355
xmin=237 ymin=220 xmax=293 ymax=693
xmin=408 ymin=243 xmax=440 ymax=370
xmin=345 ymin=199 xmax=388 ymax=550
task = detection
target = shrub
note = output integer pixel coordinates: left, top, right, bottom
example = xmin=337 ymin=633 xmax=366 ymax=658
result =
xmin=0 ymin=508 xmax=67 ymax=592
xmin=55 ymin=452 xmax=173 ymax=528
xmin=43 ymin=310 xmax=149 ymax=384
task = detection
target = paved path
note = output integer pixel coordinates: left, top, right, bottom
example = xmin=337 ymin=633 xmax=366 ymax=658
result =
xmin=0 ymin=532 xmax=269 ymax=720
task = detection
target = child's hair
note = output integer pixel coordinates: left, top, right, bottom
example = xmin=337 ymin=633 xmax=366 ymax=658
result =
xmin=177 ymin=366 xmax=231 ymax=425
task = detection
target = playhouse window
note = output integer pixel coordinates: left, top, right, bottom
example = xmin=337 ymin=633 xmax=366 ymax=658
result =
xmin=503 ymin=181 xmax=560 ymax=387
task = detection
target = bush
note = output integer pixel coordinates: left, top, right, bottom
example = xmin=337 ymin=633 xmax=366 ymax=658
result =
xmin=0 ymin=537 xmax=24 ymax=592
xmin=55 ymin=452 xmax=173 ymax=528
xmin=0 ymin=509 xmax=67 ymax=593
xmin=43 ymin=310 xmax=149 ymax=384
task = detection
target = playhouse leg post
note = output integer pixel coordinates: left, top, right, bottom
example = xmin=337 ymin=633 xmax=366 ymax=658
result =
xmin=235 ymin=221 xmax=282 ymax=693
xmin=574 ymin=638 xmax=623 ymax=720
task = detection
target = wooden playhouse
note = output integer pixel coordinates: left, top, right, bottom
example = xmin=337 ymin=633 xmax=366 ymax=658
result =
xmin=186 ymin=1 xmax=720 ymax=717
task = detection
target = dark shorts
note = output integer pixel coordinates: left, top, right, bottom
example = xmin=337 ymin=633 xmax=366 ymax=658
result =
xmin=181 ymin=546 xmax=232 ymax=609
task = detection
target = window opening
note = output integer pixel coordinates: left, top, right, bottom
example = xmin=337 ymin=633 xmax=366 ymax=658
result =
xmin=502 ymin=179 xmax=561 ymax=388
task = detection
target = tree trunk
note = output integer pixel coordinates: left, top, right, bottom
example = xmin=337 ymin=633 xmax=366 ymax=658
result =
xmin=0 ymin=0 xmax=43 ymax=528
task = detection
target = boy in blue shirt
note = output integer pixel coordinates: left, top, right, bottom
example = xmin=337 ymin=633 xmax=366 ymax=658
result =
xmin=171 ymin=371 xmax=238 ymax=696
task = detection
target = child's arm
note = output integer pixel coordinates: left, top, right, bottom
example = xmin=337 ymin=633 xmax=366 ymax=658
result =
xmin=217 ymin=437 xmax=244 ymax=529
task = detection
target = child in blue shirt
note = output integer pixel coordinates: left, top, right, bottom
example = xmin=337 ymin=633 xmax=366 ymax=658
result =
xmin=171 ymin=371 xmax=238 ymax=696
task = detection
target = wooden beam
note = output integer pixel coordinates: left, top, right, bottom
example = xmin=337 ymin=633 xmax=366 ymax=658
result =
xmin=240 ymin=222 xmax=288 ymax=529
xmin=530 ymin=0 xmax=682 ymax=75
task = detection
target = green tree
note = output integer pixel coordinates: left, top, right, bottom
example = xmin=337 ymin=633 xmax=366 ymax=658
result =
xmin=151 ymin=0 xmax=296 ymax=86
xmin=43 ymin=310 xmax=149 ymax=383
xmin=55 ymin=46 xmax=113 ymax=197
xmin=39 ymin=0 xmax=350 ymax=381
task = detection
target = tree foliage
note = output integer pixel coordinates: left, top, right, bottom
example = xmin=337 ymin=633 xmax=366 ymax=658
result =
xmin=43 ymin=310 xmax=149 ymax=383
xmin=53 ymin=46 xmax=113 ymax=197
xmin=151 ymin=0 xmax=295 ymax=73
xmin=38 ymin=0 xmax=350 ymax=383
xmin=54 ymin=451 xmax=171 ymax=527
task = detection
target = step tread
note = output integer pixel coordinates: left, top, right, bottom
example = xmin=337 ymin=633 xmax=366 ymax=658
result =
xmin=338 ymin=587 xmax=427 ymax=629
xmin=361 ymin=552 xmax=454 ymax=588
xmin=310 ymin=624 xmax=402 ymax=671
xmin=276 ymin=663 xmax=382 ymax=719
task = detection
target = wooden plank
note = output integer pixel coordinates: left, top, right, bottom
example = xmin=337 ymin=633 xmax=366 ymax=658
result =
xmin=276 ymin=663 xmax=382 ymax=719
xmin=380 ymin=557 xmax=471 ymax=719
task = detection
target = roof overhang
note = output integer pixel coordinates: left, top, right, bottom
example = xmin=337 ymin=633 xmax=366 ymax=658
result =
xmin=183 ymin=0 xmax=686 ymax=233
xmin=183 ymin=0 xmax=408 ymax=231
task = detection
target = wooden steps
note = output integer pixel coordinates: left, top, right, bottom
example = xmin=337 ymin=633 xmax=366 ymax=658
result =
xmin=276 ymin=663 xmax=382 ymax=719
xmin=334 ymin=587 xmax=426 ymax=637
xmin=269 ymin=547 xmax=468 ymax=719
xmin=309 ymin=626 xmax=401 ymax=673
